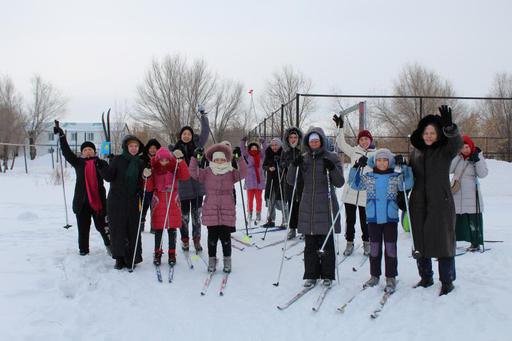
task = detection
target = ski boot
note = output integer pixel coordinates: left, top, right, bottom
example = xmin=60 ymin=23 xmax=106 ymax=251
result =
xmin=79 ymin=250 xmax=89 ymax=256
xmin=364 ymin=276 xmax=380 ymax=288
xmin=262 ymin=220 xmax=274 ymax=228
xmin=304 ymin=279 xmax=317 ymax=288
xmin=193 ymin=237 xmax=203 ymax=253
xmin=208 ymin=257 xmax=217 ymax=272
xmin=255 ymin=212 xmax=262 ymax=225
xmin=322 ymin=279 xmax=333 ymax=287
xmin=467 ymin=244 xmax=481 ymax=252
xmin=363 ymin=241 xmax=371 ymax=256
xmin=114 ymin=259 xmax=125 ymax=270
xmin=385 ymin=277 xmax=396 ymax=293
xmin=153 ymin=249 xmax=163 ymax=266
xmin=414 ymin=277 xmax=434 ymax=288
xmin=181 ymin=239 xmax=190 ymax=252
xmin=439 ymin=282 xmax=454 ymax=296
xmin=223 ymin=256 xmax=232 ymax=273
xmin=168 ymin=250 xmax=176 ymax=266
xmin=287 ymin=228 xmax=297 ymax=240
xmin=343 ymin=241 xmax=354 ymax=256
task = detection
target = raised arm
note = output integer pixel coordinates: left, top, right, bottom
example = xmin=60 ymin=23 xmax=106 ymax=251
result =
xmin=233 ymin=156 xmax=247 ymax=183
xmin=56 ymin=132 xmax=80 ymax=168
xmin=198 ymin=113 xmax=210 ymax=148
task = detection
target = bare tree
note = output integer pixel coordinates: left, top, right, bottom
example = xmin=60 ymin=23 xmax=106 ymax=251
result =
xmin=482 ymin=72 xmax=512 ymax=160
xmin=375 ymin=63 xmax=460 ymax=135
xmin=26 ymin=75 xmax=66 ymax=159
xmin=260 ymin=65 xmax=315 ymax=134
xmin=209 ymin=80 xmax=244 ymax=141
xmin=0 ymin=76 xmax=25 ymax=171
xmin=110 ymin=101 xmax=131 ymax=154
xmin=134 ymin=55 xmax=217 ymax=143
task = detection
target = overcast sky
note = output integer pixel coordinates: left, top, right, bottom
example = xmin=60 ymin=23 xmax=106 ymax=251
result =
xmin=1 ymin=0 xmax=511 ymax=125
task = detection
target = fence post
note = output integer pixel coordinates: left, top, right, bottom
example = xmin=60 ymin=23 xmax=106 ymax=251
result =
xmin=23 ymin=144 xmax=28 ymax=174
xmin=281 ymin=104 xmax=285 ymax=140
xmin=264 ymin=118 xmax=267 ymax=140
xmin=50 ymin=147 xmax=55 ymax=170
xmin=419 ymin=97 xmax=423 ymax=119
xmin=295 ymin=93 xmax=300 ymax=128
xmin=271 ymin=114 xmax=274 ymax=138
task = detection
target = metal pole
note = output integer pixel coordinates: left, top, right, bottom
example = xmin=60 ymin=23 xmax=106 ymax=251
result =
xmin=264 ymin=118 xmax=267 ymax=140
xmin=419 ymin=97 xmax=424 ymax=119
xmin=50 ymin=148 xmax=55 ymax=169
xmin=23 ymin=144 xmax=28 ymax=174
xmin=295 ymin=93 xmax=300 ymax=128
xmin=280 ymin=104 xmax=285 ymax=140
xmin=271 ymin=113 xmax=274 ymax=138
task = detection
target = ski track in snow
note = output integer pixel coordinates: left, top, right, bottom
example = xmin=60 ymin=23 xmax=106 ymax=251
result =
xmin=1 ymin=156 xmax=511 ymax=341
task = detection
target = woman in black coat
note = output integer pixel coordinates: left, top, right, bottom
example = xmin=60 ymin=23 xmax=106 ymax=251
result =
xmin=262 ymin=138 xmax=284 ymax=228
xmin=408 ymin=105 xmax=463 ymax=295
xmin=53 ymin=122 xmax=110 ymax=256
xmin=97 ymin=135 xmax=145 ymax=270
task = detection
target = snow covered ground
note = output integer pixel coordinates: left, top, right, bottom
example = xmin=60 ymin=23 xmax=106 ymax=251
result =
xmin=1 ymin=155 xmax=511 ymax=341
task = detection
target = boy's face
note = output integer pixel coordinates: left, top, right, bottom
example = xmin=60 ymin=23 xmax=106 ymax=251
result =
xmin=81 ymin=147 xmax=95 ymax=158
xmin=128 ymin=142 xmax=140 ymax=156
xmin=359 ymin=137 xmax=371 ymax=150
xmin=376 ymin=158 xmax=389 ymax=171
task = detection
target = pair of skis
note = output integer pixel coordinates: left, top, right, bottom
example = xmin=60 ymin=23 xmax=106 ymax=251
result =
xmin=155 ymin=264 xmax=175 ymax=283
xmin=200 ymin=271 xmax=230 ymax=296
xmin=277 ymin=282 xmax=333 ymax=312
xmin=337 ymin=283 xmax=397 ymax=319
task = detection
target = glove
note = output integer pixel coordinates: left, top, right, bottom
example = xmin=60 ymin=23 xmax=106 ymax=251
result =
xmin=232 ymin=146 xmax=241 ymax=159
xmin=173 ymin=149 xmax=184 ymax=159
xmin=198 ymin=104 xmax=206 ymax=115
xmin=143 ymin=168 xmax=152 ymax=178
xmin=53 ymin=120 xmax=64 ymax=136
xmin=193 ymin=147 xmax=204 ymax=160
xmin=438 ymin=105 xmax=453 ymax=127
xmin=394 ymin=155 xmax=406 ymax=166
xmin=323 ymin=158 xmax=335 ymax=171
xmin=332 ymin=114 xmax=344 ymax=128
xmin=468 ymin=149 xmax=480 ymax=163
xmin=355 ymin=155 xmax=368 ymax=168
xmin=292 ymin=154 xmax=303 ymax=167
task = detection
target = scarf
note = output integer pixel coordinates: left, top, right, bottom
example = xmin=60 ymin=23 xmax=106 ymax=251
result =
xmin=121 ymin=149 xmax=140 ymax=195
xmin=248 ymin=149 xmax=261 ymax=184
xmin=210 ymin=162 xmax=233 ymax=176
xmin=84 ymin=158 xmax=103 ymax=214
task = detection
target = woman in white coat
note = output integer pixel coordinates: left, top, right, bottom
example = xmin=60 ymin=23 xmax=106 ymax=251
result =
xmin=450 ymin=135 xmax=488 ymax=251
xmin=333 ymin=114 xmax=375 ymax=256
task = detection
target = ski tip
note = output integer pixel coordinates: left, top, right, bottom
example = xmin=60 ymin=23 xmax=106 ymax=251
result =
xmin=272 ymin=282 xmax=279 ymax=287
xmin=219 ymin=292 xmax=224 ymax=296
xmin=277 ymin=306 xmax=284 ymax=310
xmin=128 ymin=269 xmax=134 ymax=273
xmin=200 ymin=292 xmax=206 ymax=296
xmin=352 ymin=267 xmax=357 ymax=272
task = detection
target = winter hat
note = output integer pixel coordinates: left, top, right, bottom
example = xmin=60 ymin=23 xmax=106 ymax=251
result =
xmin=155 ymin=147 xmax=172 ymax=161
xmin=80 ymin=141 xmax=96 ymax=152
xmin=357 ymin=130 xmax=373 ymax=143
xmin=463 ymin=135 xmax=476 ymax=154
xmin=309 ymin=133 xmax=320 ymax=142
xmin=145 ymin=138 xmax=161 ymax=151
xmin=212 ymin=151 xmax=227 ymax=161
xmin=221 ymin=140 xmax=232 ymax=148
xmin=375 ymin=148 xmax=394 ymax=161
xmin=270 ymin=137 xmax=282 ymax=147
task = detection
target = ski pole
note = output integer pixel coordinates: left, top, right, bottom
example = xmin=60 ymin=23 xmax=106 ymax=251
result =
xmin=56 ymin=138 xmax=71 ymax=229
xmin=400 ymin=164 xmax=420 ymax=259
xmin=475 ymin=180 xmax=484 ymax=253
xmin=321 ymin=168 xmax=341 ymax=284
xmin=156 ymin=162 xmax=180 ymax=259
xmin=273 ymin=166 xmax=299 ymax=287
xmin=262 ymin=178 xmax=275 ymax=240
xmin=275 ymin=160 xmax=289 ymax=228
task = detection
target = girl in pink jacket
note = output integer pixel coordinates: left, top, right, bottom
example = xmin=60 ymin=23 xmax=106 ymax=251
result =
xmin=189 ymin=143 xmax=246 ymax=273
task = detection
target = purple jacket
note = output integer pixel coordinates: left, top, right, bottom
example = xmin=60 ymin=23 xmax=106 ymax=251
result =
xmin=240 ymin=138 xmax=266 ymax=190
xmin=189 ymin=144 xmax=247 ymax=228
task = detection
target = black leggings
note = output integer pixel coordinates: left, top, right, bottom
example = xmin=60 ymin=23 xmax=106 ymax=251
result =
xmin=76 ymin=202 xmax=110 ymax=253
xmin=207 ymin=226 xmax=232 ymax=257
xmin=344 ymin=203 xmax=369 ymax=242
xmin=154 ymin=229 xmax=177 ymax=251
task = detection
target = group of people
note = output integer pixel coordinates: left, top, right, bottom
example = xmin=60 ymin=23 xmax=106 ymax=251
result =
xmin=55 ymin=104 xmax=488 ymax=296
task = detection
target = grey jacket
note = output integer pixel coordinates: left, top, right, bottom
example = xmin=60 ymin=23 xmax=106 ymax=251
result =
xmin=287 ymin=127 xmax=344 ymax=235
xmin=450 ymin=153 xmax=488 ymax=214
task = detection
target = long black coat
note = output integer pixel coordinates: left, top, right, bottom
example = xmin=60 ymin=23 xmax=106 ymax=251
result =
xmin=263 ymin=146 xmax=284 ymax=201
xmin=281 ymin=127 xmax=304 ymax=203
xmin=287 ymin=127 xmax=344 ymax=235
xmin=409 ymin=116 xmax=463 ymax=258
xmin=58 ymin=134 xmax=108 ymax=216
xmin=98 ymin=136 xmax=144 ymax=262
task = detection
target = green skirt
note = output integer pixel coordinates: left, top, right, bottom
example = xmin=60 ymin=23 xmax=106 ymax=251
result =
xmin=455 ymin=213 xmax=483 ymax=245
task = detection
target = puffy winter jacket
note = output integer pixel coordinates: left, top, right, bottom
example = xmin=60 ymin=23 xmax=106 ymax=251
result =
xmin=240 ymin=138 xmax=266 ymax=190
xmin=450 ymin=152 xmax=488 ymax=214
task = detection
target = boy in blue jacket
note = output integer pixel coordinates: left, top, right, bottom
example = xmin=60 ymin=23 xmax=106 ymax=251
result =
xmin=350 ymin=148 xmax=413 ymax=293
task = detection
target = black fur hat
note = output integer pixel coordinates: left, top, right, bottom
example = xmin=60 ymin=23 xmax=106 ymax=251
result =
xmin=410 ymin=115 xmax=446 ymax=150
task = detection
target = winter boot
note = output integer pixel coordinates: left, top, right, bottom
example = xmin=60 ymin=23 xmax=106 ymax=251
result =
xmin=439 ymin=282 xmax=454 ymax=296
xmin=467 ymin=244 xmax=480 ymax=252
xmin=153 ymin=249 xmax=163 ymax=266
xmin=255 ymin=212 xmax=262 ymax=224
xmin=208 ymin=257 xmax=217 ymax=272
xmin=168 ymin=250 xmax=176 ymax=266
xmin=414 ymin=277 xmax=434 ymax=288
xmin=193 ymin=238 xmax=203 ymax=253
xmin=114 ymin=259 xmax=125 ymax=270
xmin=79 ymin=250 xmax=89 ymax=256
xmin=385 ymin=277 xmax=397 ymax=293
xmin=181 ymin=239 xmax=190 ymax=252
xmin=322 ymin=279 xmax=333 ymax=287
xmin=363 ymin=241 xmax=371 ymax=256
xmin=304 ymin=279 xmax=317 ymax=288
xmin=363 ymin=276 xmax=380 ymax=288
xmin=287 ymin=228 xmax=297 ymax=240
xmin=343 ymin=241 xmax=354 ymax=256
xmin=223 ymin=256 xmax=232 ymax=273
xmin=262 ymin=220 xmax=274 ymax=228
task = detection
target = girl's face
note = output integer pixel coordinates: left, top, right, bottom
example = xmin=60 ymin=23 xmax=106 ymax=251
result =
xmin=359 ymin=137 xmax=371 ymax=150
xmin=159 ymin=158 xmax=170 ymax=166
xmin=376 ymin=158 xmax=389 ymax=171
xmin=271 ymin=143 xmax=280 ymax=153
xmin=128 ymin=142 xmax=140 ymax=156
xmin=288 ymin=134 xmax=299 ymax=146
xmin=148 ymin=146 xmax=158 ymax=156
xmin=181 ymin=130 xmax=193 ymax=143
xmin=309 ymin=139 xmax=321 ymax=150
xmin=81 ymin=147 xmax=95 ymax=158
xmin=250 ymin=145 xmax=258 ymax=152
xmin=422 ymin=125 xmax=438 ymax=146
xmin=461 ymin=144 xmax=472 ymax=156
xmin=213 ymin=158 xmax=227 ymax=164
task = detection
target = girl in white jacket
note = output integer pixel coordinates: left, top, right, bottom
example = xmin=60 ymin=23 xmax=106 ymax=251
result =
xmin=333 ymin=114 xmax=375 ymax=256
xmin=450 ymin=135 xmax=488 ymax=251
